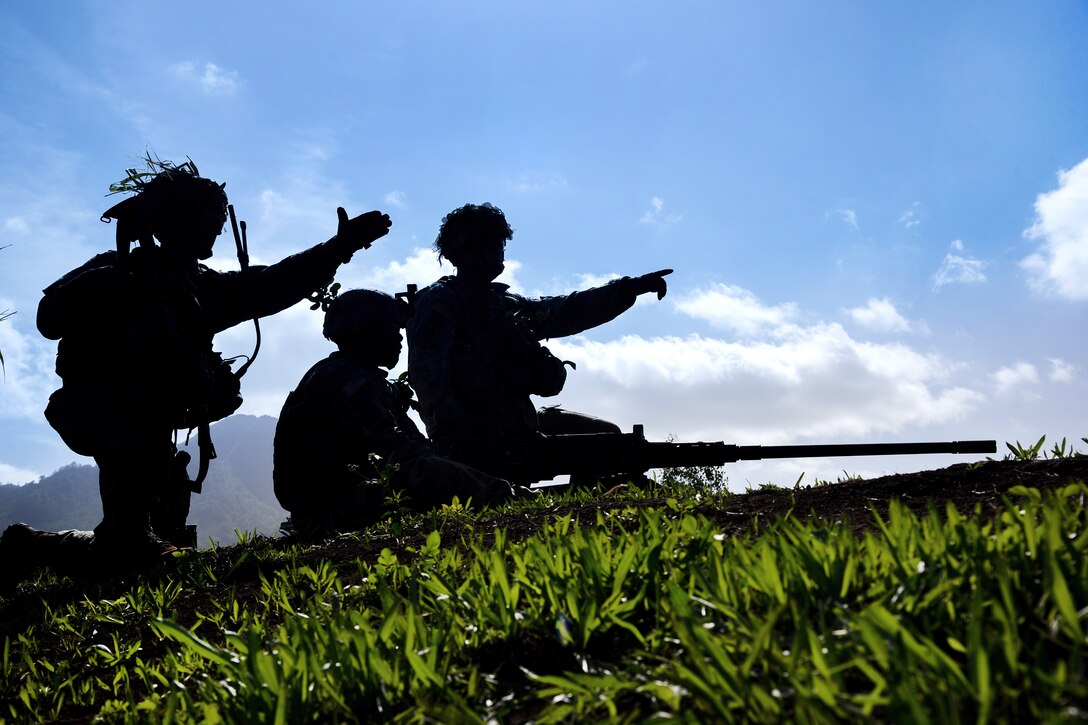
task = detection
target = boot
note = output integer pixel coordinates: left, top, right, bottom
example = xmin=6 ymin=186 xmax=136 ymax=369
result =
xmin=0 ymin=523 xmax=95 ymax=590
xmin=95 ymin=446 xmax=186 ymax=569
xmin=0 ymin=523 xmax=41 ymax=590
xmin=92 ymin=523 xmax=182 ymax=571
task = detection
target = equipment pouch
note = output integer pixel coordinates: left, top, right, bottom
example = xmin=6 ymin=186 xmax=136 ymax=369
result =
xmin=173 ymin=352 xmax=243 ymax=430
xmin=204 ymin=352 xmax=243 ymax=422
xmin=44 ymin=387 xmax=104 ymax=457
xmin=526 ymin=345 xmax=567 ymax=397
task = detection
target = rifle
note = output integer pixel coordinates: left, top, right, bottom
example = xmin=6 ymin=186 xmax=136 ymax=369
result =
xmin=468 ymin=425 xmax=997 ymax=485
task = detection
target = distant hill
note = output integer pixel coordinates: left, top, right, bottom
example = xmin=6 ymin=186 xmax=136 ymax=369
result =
xmin=0 ymin=415 xmax=285 ymax=546
xmin=0 ymin=463 xmax=101 ymax=532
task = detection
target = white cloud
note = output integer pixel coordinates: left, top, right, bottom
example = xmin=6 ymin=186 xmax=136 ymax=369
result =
xmin=169 ymin=61 xmax=195 ymax=76
xmin=845 ymin=298 xmax=925 ymax=334
xmin=351 ymin=247 xmax=446 ymax=294
xmin=349 ymin=248 xmax=525 ymax=295
xmin=1021 ymin=156 xmax=1088 ymax=301
xmin=0 ymin=462 xmax=41 ymax=486
xmin=0 ymin=313 xmax=61 ymax=421
xmin=546 ymin=325 xmax=982 ymax=446
xmin=505 ymin=172 xmax=567 ymax=194
xmin=992 ymin=362 xmax=1038 ymax=395
xmin=3 ymin=217 xmax=30 ymax=235
xmin=170 ymin=61 xmax=240 ymax=94
xmin=897 ymin=203 xmax=921 ymax=229
xmin=639 ymin=196 xmax=680 ymax=226
xmin=569 ymin=272 xmax=622 ymax=291
xmin=384 ymin=191 xmax=407 ymax=208
xmin=674 ymin=284 xmax=797 ymax=337
xmin=933 ymin=240 xmax=986 ymax=289
xmin=1049 ymin=358 xmax=1076 ymax=383
xmin=200 ymin=63 xmax=239 ymax=94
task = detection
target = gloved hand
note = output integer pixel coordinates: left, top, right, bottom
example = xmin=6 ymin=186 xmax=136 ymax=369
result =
xmin=333 ymin=208 xmax=392 ymax=261
xmin=629 ymin=268 xmax=673 ymax=300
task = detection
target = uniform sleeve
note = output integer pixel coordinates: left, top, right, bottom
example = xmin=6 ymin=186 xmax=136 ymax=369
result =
xmin=200 ymin=240 xmax=347 ymax=333
xmin=516 ymin=277 xmax=639 ymax=340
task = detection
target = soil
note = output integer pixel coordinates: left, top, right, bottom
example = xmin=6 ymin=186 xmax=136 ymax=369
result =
xmin=3 ymin=457 xmax=1086 ymax=633
xmin=294 ymin=457 xmax=1088 ymax=574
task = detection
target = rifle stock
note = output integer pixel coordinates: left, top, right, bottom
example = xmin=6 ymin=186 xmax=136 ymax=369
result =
xmin=475 ymin=425 xmax=997 ymax=484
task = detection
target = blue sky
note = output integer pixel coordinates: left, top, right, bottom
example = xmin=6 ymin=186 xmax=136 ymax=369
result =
xmin=1 ymin=1 xmax=1086 ymax=487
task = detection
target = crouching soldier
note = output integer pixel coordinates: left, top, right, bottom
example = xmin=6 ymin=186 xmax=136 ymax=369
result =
xmin=274 ymin=289 xmax=520 ymax=540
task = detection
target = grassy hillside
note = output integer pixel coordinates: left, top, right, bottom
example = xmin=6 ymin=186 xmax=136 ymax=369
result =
xmin=1 ymin=456 xmax=1086 ymax=722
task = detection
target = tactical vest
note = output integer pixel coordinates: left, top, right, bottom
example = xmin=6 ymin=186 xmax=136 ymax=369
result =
xmin=39 ymin=248 xmax=241 ymax=455
xmin=439 ymin=277 xmax=567 ymax=432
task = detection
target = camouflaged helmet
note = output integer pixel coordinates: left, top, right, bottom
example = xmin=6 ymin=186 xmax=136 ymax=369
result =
xmin=101 ymin=157 xmax=227 ymax=260
xmin=322 ymin=290 xmax=409 ymax=344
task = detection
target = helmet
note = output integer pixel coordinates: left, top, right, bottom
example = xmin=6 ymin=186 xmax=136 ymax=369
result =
xmin=322 ymin=290 xmax=409 ymax=344
xmin=101 ymin=159 xmax=227 ymax=260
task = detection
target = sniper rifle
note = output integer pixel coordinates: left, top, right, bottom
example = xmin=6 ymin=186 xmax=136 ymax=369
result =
xmin=467 ymin=425 xmax=997 ymax=486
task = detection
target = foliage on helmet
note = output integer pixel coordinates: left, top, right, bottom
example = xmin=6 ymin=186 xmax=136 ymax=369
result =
xmin=102 ymin=153 xmax=227 ymax=229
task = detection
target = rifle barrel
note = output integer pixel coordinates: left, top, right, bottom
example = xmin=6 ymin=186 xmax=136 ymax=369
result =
xmin=733 ymin=440 xmax=996 ymax=461
xmin=484 ymin=435 xmax=997 ymax=484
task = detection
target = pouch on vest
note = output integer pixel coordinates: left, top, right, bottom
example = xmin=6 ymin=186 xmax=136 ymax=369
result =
xmin=172 ymin=352 xmax=243 ymax=430
xmin=44 ymin=388 xmax=104 ymax=457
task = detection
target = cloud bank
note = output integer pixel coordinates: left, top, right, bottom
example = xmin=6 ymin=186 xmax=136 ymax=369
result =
xmin=934 ymin=240 xmax=986 ymax=289
xmin=170 ymin=61 xmax=240 ymax=94
xmin=844 ymin=298 xmax=925 ymax=334
xmin=675 ymin=284 xmax=798 ymax=337
xmin=1022 ymin=156 xmax=1088 ymax=301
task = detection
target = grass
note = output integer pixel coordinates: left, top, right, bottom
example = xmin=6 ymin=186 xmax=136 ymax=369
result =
xmin=1 ymin=475 xmax=1087 ymax=722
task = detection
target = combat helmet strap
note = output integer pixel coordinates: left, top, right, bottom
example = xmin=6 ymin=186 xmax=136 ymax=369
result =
xmin=100 ymin=196 xmax=153 ymax=264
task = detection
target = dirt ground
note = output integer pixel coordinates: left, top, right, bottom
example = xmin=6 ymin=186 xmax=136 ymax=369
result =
xmin=299 ymin=457 xmax=1088 ymax=573
xmin=1 ymin=456 xmax=1086 ymax=654
xmin=4 ymin=457 xmax=1086 ymax=616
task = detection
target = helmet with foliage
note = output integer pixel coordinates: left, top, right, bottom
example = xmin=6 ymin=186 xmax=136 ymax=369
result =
xmin=322 ymin=289 xmax=410 ymax=344
xmin=100 ymin=155 xmax=227 ymax=258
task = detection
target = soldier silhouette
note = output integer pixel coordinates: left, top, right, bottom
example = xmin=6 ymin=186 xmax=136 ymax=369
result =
xmin=274 ymin=289 xmax=520 ymax=540
xmin=0 ymin=158 xmax=390 ymax=582
xmin=406 ymin=202 xmax=671 ymax=485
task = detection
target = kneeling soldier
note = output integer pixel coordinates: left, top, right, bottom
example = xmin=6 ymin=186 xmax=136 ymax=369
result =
xmin=274 ymin=289 xmax=519 ymax=539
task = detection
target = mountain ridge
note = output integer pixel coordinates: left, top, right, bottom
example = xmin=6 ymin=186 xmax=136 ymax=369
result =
xmin=0 ymin=414 xmax=285 ymax=545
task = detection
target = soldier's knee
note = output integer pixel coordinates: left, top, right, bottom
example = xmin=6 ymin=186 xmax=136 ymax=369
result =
xmin=537 ymin=406 xmax=621 ymax=435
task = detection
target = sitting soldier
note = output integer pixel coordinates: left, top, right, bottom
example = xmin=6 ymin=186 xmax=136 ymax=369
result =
xmin=273 ymin=289 xmax=519 ymax=540
xmin=406 ymin=202 xmax=671 ymax=485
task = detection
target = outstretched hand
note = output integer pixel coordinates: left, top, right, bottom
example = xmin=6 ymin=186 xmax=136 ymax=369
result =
xmin=631 ymin=268 xmax=673 ymax=300
xmin=335 ymin=208 xmax=392 ymax=259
